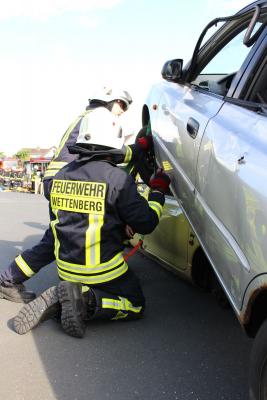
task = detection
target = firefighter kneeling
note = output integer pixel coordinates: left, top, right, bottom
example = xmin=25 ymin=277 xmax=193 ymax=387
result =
xmin=12 ymin=119 xmax=171 ymax=338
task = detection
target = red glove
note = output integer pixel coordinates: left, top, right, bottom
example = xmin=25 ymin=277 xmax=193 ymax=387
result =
xmin=136 ymin=135 xmax=153 ymax=152
xmin=149 ymin=169 xmax=171 ymax=194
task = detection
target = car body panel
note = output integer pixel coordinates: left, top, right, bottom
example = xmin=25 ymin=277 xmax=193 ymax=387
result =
xmin=196 ymin=102 xmax=267 ymax=308
xmin=131 ymin=188 xmax=198 ymax=279
xmin=147 ymin=82 xmax=224 ymax=222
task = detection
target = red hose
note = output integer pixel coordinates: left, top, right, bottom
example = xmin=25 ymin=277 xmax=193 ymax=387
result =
xmin=123 ymin=239 xmax=143 ymax=261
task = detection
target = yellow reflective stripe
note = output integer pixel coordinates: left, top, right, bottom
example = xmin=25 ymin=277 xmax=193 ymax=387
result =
xmin=57 ymin=262 xmax=128 ymax=284
xmin=53 ymin=112 xmax=87 ymax=159
xmin=123 ymin=145 xmax=132 ymax=163
xmin=112 ymin=311 xmax=128 ymax=320
xmin=125 ymin=299 xmax=142 ymax=313
xmin=47 ymin=161 xmax=68 ymax=169
xmin=57 ymin=252 xmax=125 ymax=273
xmin=44 ymin=170 xmax=57 ymax=178
xmin=44 ymin=162 xmax=68 ymax=178
xmin=148 ymin=200 xmax=163 ymax=219
xmin=86 ymin=214 xmax=104 ymax=265
xmin=102 ymin=296 xmax=142 ymax=313
xmin=50 ymin=209 xmax=60 ymax=259
xmin=15 ymin=255 xmax=35 ymax=277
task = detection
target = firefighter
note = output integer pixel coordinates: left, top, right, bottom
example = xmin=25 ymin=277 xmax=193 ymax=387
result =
xmin=0 ymin=87 xmax=152 ymax=304
xmin=13 ymin=112 xmax=171 ymax=338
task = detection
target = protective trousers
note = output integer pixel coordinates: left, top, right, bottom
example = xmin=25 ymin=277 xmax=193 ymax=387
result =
xmin=86 ymin=269 xmax=145 ymax=321
xmin=0 ymin=227 xmax=55 ymax=284
xmin=0 ymin=179 xmax=54 ymax=285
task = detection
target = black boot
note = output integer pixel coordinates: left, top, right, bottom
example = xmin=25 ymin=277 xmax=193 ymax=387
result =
xmin=57 ymin=281 xmax=87 ymax=338
xmin=0 ymin=282 xmax=36 ymax=303
xmin=13 ymin=286 xmax=60 ymax=335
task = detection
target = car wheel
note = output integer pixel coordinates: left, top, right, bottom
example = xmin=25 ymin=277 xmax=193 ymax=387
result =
xmin=134 ymin=125 xmax=155 ymax=185
xmin=249 ymin=319 xmax=267 ymax=400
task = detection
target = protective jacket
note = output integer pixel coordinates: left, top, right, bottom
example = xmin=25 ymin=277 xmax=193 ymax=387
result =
xmin=47 ymin=148 xmax=164 ymax=285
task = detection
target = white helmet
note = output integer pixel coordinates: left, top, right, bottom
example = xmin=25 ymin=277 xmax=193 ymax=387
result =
xmin=77 ymin=107 xmax=124 ymax=150
xmin=89 ymin=86 xmax=132 ymax=110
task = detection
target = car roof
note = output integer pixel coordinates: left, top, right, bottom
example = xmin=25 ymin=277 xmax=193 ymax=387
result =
xmin=239 ymin=0 xmax=267 ymax=14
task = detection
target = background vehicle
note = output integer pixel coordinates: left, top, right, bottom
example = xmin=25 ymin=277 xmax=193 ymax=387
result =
xmin=139 ymin=1 xmax=267 ymax=399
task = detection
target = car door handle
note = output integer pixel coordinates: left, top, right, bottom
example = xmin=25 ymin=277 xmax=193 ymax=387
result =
xmin=187 ymin=117 xmax=199 ymax=139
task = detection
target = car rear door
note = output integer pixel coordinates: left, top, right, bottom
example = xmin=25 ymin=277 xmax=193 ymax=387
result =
xmin=195 ymin=32 xmax=267 ymax=309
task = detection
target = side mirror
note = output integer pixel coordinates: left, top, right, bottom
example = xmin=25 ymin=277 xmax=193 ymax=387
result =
xmin=161 ymin=59 xmax=183 ymax=82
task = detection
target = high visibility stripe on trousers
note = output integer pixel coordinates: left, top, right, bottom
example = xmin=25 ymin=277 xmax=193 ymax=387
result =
xmin=102 ymin=296 xmax=142 ymax=317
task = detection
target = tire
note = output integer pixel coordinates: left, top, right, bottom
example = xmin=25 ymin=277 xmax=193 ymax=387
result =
xmin=249 ymin=319 xmax=267 ymax=400
xmin=133 ymin=126 xmax=155 ymax=185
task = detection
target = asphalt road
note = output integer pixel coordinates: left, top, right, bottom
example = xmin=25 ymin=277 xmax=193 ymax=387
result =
xmin=0 ymin=192 xmax=252 ymax=400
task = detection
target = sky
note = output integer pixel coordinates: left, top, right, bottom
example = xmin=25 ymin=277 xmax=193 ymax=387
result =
xmin=0 ymin=0 xmax=250 ymax=156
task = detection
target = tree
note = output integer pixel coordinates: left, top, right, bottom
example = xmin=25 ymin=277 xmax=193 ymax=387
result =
xmin=0 ymin=152 xmax=5 ymax=159
xmin=15 ymin=149 xmax=30 ymax=161
xmin=14 ymin=149 xmax=30 ymax=167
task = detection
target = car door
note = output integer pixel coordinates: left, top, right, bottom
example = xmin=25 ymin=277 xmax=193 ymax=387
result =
xmin=153 ymin=82 xmax=224 ymax=227
xmin=153 ymin=24 xmax=255 ymax=232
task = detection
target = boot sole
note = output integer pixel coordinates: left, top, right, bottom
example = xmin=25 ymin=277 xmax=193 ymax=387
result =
xmin=57 ymin=282 xmax=86 ymax=338
xmin=13 ymin=286 xmax=59 ymax=335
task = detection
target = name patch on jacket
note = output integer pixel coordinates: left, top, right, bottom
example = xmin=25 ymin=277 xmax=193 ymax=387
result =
xmin=50 ymin=179 xmax=106 ymax=214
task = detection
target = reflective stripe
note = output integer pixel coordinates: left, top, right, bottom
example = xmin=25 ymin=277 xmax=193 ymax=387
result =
xmin=47 ymin=161 xmax=68 ymax=169
xmin=57 ymin=262 xmax=128 ymax=284
xmin=57 ymin=252 xmax=125 ymax=273
xmin=102 ymin=296 xmax=142 ymax=313
xmin=111 ymin=311 xmax=128 ymax=320
xmin=148 ymin=200 xmax=163 ymax=219
xmin=123 ymin=146 xmax=132 ymax=163
xmin=50 ymin=209 xmax=60 ymax=259
xmin=44 ymin=170 xmax=59 ymax=178
xmin=44 ymin=162 xmax=68 ymax=178
xmin=86 ymin=214 xmax=104 ymax=265
xmin=15 ymin=255 xmax=35 ymax=277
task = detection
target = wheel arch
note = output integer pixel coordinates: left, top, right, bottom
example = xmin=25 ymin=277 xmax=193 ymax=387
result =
xmin=241 ymin=283 xmax=267 ymax=338
xmin=142 ymin=105 xmax=150 ymax=128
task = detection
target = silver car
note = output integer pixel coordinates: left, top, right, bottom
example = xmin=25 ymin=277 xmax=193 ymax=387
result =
xmin=139 ymin=1 xmax=267 ymax=399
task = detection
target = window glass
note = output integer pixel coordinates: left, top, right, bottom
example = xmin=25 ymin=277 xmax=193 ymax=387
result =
xmin=192 ymin=22 xmax=263 ymax=96
xmin=201 ymin=29 xmax=251 ymax=75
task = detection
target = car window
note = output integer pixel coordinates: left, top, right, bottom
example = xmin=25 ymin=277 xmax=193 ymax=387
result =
xmin=192 ymin=22 xmax=263 ymax=97
xmin=245 ymin=54 xmax=267 ymax=106
xmin=201 ymin=30 xmax=251 ymax=75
